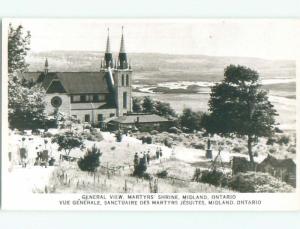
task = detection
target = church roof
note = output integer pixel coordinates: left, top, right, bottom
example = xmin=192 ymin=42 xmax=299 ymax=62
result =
xmin=22 ymin=72 xmax=111 ymax=94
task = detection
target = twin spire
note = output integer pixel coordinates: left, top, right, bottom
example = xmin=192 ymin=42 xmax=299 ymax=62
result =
xmin=103 ymin=26 xmax=128 ymax=69
xmin=44 ymin=28 xmax=129 ymax=72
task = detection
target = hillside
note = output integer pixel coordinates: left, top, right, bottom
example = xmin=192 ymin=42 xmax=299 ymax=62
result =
xmin=26 ymin=51 xmax=296 ymax=84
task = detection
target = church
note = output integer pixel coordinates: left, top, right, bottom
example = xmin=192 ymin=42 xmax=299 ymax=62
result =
xmin=22 ymin=28 xmax=133 ymax=126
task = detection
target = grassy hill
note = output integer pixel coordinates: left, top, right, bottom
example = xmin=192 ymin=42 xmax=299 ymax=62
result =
xmin=26 ymin=51 xmax=296 ymax=84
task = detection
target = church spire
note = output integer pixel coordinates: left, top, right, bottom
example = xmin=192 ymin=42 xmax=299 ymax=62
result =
xmin=44 ymin=58 xmax=49 ymax=74
xmin=119 ymin=26 xmax=126 ymax=53
xmin=104 ymin=28 xmax=113 ymax=68
xmin=118 ymin=26 xmax=128 ymax=69
xmin=105 ymin=28 xmax=111 ymax=53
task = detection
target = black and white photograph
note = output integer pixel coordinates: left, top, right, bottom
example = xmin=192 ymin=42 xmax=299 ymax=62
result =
xmin=1 ymin=18 xmax=299 ymax=210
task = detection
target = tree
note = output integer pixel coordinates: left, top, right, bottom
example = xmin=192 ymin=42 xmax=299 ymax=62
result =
xmin=155 ymin=101 xmax=176 ymax=118
xmin=203 ymin=65 xmax=277 ymax=163
xmin=8 ymin=24 xmax=31 ymax=74
xmin=134 ymin=96 xmax=177 ymax=118
xmin=78 ymin=144 xmax=102 ymax=173
xmin=179 ymin=108 xmax=204 ymax=132
xmin=52 ymin=132 xmax=84 ymax=156
xmin=7 ymin=24 xmax=46 ymax=129
xmin=142 ymin=96 xmax=156 ymax=113
xmin=132 ymin=97 xmax=143 ymax=113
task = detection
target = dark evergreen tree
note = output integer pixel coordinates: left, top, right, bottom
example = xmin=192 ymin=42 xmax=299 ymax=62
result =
xmin=203 ymin=65 xmax=277 ymax=163
xmin=78 ymin=145 xmax=102 ymax=172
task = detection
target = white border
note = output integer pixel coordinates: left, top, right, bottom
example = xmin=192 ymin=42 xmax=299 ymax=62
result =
xmin=1 ymin=18 xmax=300 ymax=211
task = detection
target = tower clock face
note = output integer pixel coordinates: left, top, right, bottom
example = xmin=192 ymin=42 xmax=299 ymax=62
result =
xmin=51 ymin=96 xmax=62 ymax=108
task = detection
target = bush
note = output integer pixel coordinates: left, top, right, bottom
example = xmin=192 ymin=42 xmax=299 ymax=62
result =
xmin=42 ymin=132 xmax=53 ymax=138
xmin=150 ymin=130 xmax=159 ymax=135
xmin=269 ymin=147 xmax=277 ymax=154
xmin=232 ymin=145 xmax=246 ymax=153
xmin=277 ymin=135 xmax=290 ymax=145
xmin=274 ymin=127 xmax=283 ymax=133
xmin=78 ymin=145 xmax=102 ymax=172
xmin=287 ymin=145 xmax=296 ymax=154
xmin=228 ymin=172 xmax=294 ymax=193
xmin=81 ymin=130 xmax=103 ymax=142
xmin=141 ymin=135 xmax=152 ymax=144
xmin=164 ymin=138 xmax=172 ymax=147
xmin=266 ymin=138 xmax=276 ymax=145
xmin=168 ymin=126 xmax=182 ymax=134
xmin=52 ymin=131 xmax=84 ymax=156
xmin=199 ymin=170 xmax=228 ymax=187
xmin=191 ymin=142 xmax=205 ymax=150
xmin=157 ymin=170 xmax=168 ymax=178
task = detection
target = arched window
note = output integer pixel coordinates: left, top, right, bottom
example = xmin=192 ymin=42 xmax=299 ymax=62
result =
xmin=122 ymin=74 xmax=125 ymax=86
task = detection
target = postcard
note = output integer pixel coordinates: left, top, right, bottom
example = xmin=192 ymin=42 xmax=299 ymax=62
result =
xmin=1 ymin=18 xmax=299 ymax=210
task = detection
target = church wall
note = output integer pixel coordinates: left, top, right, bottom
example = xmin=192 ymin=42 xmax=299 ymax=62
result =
xmin=71 ymin=108 xmax=117 ymax=124
xmin=45 ymin=93 xmax=71 ymax=116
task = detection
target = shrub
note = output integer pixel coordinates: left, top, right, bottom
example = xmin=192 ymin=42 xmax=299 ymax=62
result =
xmin=164 ymin=138 xmax=172 ymax=147
xmin=266 ymin=138 xmax=276 ymax=145
xmin=191 ymin=142 xmax=205 ymax=150
xmin=199 ymin=170 xmax=228 ymax=187
xmin=157 ymin=170 xmax=168 ymax=178
xmin=151 ymin=130 xmax=159 ymax=135
xmin=269 ymin=147 xmax=277 ymax=154
xmin=78 ymin=144 xmax=102 ymax=172
xmin=287 ymin=145 xmax=296 ymax=154
xmin=141 ymin=135 xmax=152 ymax=144
xmin=81 ymin=130 xmax=103 ymax=142
xmin=228 ymin=172 xmax=294 ymax=193
xmin=274 ymin=127 xmax=283 ymax=133
xmin=232 ymin=145 xmax=246 ymax=153
xmin=168 ymin=126 xmax=182 ymax=134
xmin=277 ymin=135 xmax=290 ymax=145
xmin=42 ymin=132 xmax=53 ymax=138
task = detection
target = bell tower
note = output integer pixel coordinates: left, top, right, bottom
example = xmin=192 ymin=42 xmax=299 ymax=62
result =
xmin=114 ymin=26 xmax=132 ymax=116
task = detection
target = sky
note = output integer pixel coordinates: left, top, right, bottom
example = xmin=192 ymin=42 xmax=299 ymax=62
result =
xmin=7 ymin=19 xmax=300 ymax=60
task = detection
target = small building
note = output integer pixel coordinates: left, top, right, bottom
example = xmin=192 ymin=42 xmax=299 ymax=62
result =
xmin=257 ymin=154 xmax=296 ymax=187
xmin=108 ymin=114 xmax=172 ymax=131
